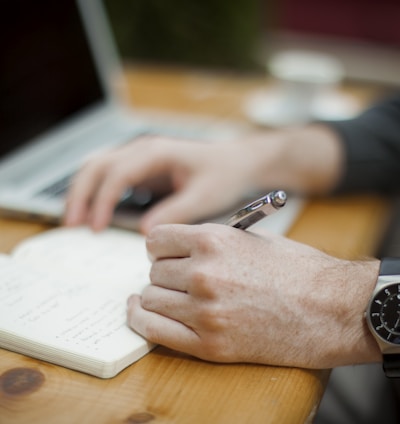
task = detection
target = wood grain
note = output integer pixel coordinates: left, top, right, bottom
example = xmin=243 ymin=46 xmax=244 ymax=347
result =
xmin=0 ymin=66 xmax=392 ymax=424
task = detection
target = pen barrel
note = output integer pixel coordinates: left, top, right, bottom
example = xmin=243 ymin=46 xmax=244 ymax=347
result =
xmin=225 ymin=190 xmax=287 ymax=230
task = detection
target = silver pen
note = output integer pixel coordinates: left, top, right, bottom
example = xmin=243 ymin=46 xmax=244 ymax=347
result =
xmin=225 ymin=190 xmax=287 ymax=230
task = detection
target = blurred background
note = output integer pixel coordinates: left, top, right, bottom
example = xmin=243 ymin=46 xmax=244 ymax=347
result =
xmin=104 ymin=0 xmax=400 ymax=85
xmin=104 ymin=0 xmax=264 ymax=71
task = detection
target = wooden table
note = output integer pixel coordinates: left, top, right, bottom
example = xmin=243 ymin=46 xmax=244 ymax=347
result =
xmin=0 ymin=65 xmax=393 ymax=424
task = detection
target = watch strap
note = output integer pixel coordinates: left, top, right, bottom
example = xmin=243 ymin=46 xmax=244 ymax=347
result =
xmin=383 ymin=354 xmax=400 ymax=378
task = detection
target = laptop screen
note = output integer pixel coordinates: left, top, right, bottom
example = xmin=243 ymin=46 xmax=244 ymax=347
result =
xmin=0 ymin=0 xmax=104 ymax=159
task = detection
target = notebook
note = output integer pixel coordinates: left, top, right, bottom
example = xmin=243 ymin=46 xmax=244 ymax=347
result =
xmin=0 ymin=0 xmax=241 ymax=230
xmin=0 ymin=226 xmax=152 ymax=378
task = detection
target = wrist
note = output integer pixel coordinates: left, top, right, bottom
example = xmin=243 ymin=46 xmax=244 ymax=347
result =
xmin=337 ymin=259 xmax=382 ymax=365
xmin=247 ymin=125 xmax=345 ymax=195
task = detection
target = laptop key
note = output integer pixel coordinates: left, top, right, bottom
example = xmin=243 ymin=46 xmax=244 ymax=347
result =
xmin=37 ymin=174 xmax=73 ymax=198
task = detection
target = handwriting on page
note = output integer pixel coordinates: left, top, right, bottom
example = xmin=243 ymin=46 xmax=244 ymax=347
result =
xmin=0 ymin=255 xmax=144 ymax=353
xmin=56 ymin=300 xmax=128 ymax=349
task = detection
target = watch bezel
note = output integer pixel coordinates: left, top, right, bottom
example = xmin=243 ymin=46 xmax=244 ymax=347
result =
xmin=366 ymin=276 xmax=400 ymax=354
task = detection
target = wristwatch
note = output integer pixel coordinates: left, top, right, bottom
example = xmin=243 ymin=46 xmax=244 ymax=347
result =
xmin=366 ymin=257 xmax=400 ymax=378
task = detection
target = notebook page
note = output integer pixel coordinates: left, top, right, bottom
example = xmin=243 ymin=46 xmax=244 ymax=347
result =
xmin=0 ymin=253 xmax=152 ymax=377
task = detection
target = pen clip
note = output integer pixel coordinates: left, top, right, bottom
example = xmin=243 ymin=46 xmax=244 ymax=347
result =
xmin=225 ymin=190 xmax=287 ymax=230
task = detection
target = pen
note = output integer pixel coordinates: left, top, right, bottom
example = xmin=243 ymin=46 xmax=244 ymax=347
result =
xmin=225 ymin=190 xmax=287 ymax=230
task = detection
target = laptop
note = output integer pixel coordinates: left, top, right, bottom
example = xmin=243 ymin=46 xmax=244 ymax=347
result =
xmin=0 ymin=0 xmax=303 ymax=233
xmin=0 ymin=0 xmax=232 ymax=227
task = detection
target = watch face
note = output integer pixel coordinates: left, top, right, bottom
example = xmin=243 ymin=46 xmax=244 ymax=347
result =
xmin=369 ymin=282 xmax=400 ymax=344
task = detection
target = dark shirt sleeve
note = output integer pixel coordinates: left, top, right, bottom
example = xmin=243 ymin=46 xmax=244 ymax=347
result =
xmin=327 ymin=93 xmax=400 ymax=194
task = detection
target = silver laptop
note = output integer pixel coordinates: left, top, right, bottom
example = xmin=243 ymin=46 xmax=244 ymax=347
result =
xmin=0 ymin=0 xmax=303 ymax=234
xmin=0 ymin=0 xmax=240 ymax=229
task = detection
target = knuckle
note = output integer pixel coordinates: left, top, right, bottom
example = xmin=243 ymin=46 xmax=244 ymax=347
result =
xmin=189 ymin=267 xmax=215 ymax=298
xmin=193 ymin=227 xmax=222 ymax=255
xmin=195 ymin=302 xmax=227 ymax=331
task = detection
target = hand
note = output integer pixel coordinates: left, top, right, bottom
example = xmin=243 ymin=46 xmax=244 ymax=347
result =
xmin=127 ymin=223 xmax=381 ymax=369
xmin=64 ymin=125 xmax=343 ymax=234
xmin=64 ymin=136 xmax=270 ymax=233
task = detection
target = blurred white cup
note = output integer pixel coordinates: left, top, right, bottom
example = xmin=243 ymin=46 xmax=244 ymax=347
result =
xmin=266 ymin=50 xmax=345 ymax=124
xmin=244 ymin=49 xmax=362 ymax=126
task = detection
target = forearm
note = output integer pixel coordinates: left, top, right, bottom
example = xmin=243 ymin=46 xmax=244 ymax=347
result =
xmin=245 ymin=93 xmax=400 ymax=196
xmin=241 ymin=124 xmax=345 ymax=195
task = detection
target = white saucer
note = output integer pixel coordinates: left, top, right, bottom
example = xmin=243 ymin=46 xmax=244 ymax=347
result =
xmin=243 ymin=87 xmax=361 ymax=127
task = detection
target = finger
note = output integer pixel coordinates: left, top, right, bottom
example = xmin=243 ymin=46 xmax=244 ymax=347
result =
xmin=141 ymin=284 xmax=195 ymax=324
xmin=68 ymin=137 xmax=191 ymax=230
xmin=63 ymin=137 xmax=161 ymax=225
xmin=139 ymin=190 xmax=200 ymax=234
xmin=64 ymin=155 xmax=110 ymax=226
xmin=127 ymin=294 xmax=201 ymax=354
xmin=146 ymin=224 xmax=199 ymax=260
xmin=139 ymin=173 xmax=231 ymax=234
xmin=150 ymin=258 xmax=191 ymax=292
xmin=82 ymin=146 xmax=165 ymax=230
xmin=88 ymin=161 xmax=140 ymax=230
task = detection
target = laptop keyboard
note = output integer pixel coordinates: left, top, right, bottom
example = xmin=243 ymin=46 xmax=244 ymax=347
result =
xmin=38 ymin=174 xmax=72 ymax=198
xmin=35 ymin=121 xmax=220 ymax=205
xmin=35 ymin=129 xmax=152 ymax=200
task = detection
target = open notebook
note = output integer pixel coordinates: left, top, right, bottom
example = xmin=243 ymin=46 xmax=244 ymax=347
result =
xmin=0 ymin=196 xmax=303 ymax=378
